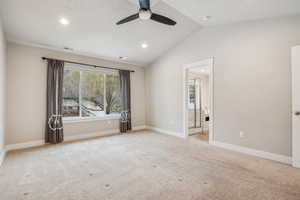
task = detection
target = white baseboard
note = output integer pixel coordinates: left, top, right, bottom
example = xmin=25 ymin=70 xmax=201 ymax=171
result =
xmin=0 ymin=149 xmax=6 ymax=167
xmin=5 ymin=126 xmax=146 ymax=152
xmin=63 ymin=125 xmax=146 ymax=142
xmin=213 ymin=141 xmax=292 ymax=165
xmin=64 ymin=129 xmax=120 ymax=142
xmin=132 ymin=125 xmax=147 ymax=131
xmin=5 ymin=126 xmax=292 ymax=166
xmin=146 ymin=126 xmax=185 ymax=138
xmin=293 ymin=160 xmax=300 ymax=168
xmin=6 ymin=140 xmax=45 ymax=151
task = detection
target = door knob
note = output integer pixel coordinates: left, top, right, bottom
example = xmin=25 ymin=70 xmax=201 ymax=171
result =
xmin=295 ymin=111 xmax=300 ymax=116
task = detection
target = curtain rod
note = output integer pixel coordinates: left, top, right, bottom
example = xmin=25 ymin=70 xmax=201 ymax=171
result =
xmin=41 ymin=57 xmax=135 ymax=73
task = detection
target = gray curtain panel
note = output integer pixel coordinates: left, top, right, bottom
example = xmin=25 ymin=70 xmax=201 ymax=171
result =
xmin=119 ymin=70 xmax=132 ymax=132
xmin=45 ymin=59 xmax=64 ymax=144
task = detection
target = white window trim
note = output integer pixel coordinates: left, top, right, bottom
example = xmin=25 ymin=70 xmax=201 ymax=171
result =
xmin=63 ymin=65 xmax=121 ymax=122
xmin=63 ymin=114 xmax=121 ymax=124
xmin=79 ymin=70 xmax=82 ymax=117
xmin=103 ymin=73 xmax=107 ymax=116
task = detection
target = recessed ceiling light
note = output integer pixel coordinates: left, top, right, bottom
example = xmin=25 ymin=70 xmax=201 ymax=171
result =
xmin=142 ymin=43 xmax=148 ymax=49
xmin=60 ymin=17 xmax=70 ymax=26
xmin=202 ymin=16 xmax=211 ymax=21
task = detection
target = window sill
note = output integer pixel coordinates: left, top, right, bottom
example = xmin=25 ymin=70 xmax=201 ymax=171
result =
xmin=63 ymin=115 xmax=120 ymax=124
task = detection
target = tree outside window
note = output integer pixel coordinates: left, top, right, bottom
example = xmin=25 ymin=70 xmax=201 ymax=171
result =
xmin=63 ymin=67 xmax=121 ymax=119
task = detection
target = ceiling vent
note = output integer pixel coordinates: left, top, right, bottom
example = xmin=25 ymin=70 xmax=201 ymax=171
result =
xmin=63 ymin=47 xmax=74 ymax=51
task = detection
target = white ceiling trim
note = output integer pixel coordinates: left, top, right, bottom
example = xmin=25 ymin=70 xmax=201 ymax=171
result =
xmin=8 ymin=39 xmax=146 ymax=67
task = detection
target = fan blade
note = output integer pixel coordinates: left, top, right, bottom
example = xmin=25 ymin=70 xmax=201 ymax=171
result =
xmin=139 ymin=0 xmax=150 ymax=9
xmin=151 ymin=13 xmax=176 ymax=26
xmin=116 ymin=13 xmax=139 ymax=25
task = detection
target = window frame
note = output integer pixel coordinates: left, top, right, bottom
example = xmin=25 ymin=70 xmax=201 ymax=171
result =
xmin=63 ymin=65 xmax=121 ymax=123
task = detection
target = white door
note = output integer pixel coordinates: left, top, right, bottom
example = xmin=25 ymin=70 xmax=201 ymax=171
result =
xmin=292 ymin=46 xmax=300 ymax=168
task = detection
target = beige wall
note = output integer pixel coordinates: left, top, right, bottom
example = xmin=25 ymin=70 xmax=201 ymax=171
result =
xmin=146 ymin=15 xmax=300 ymax=156
xmin=0 ymin=18 xmax=6 ymax=157
xmin=6 ymin=42 xmax=146 ymax=145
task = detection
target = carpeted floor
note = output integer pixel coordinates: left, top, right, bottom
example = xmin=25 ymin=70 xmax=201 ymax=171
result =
xmin=1 ymin=131 xmax=300 ymax=200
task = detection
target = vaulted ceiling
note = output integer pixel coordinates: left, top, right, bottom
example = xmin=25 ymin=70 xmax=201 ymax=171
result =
xmin=0 ymin=0 xmax=199 ymax=66
xmin=0 ymin=0 xmax=300 ymax=66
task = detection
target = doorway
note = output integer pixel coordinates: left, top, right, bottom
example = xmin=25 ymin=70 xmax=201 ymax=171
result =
xmin=183 ymin=58 xmax=214 ymax=144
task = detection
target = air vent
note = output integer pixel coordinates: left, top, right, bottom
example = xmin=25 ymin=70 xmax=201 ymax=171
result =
xmin=63 ymin=47 xmax=74 ymax=51
xmin=119 ymin=56 xmax=128 ymax=60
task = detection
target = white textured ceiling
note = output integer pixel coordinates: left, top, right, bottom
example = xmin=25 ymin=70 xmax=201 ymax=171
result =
xmin=0 ymin=0 xmax=199 ymax=66
xmin=163 ymin=0 xmax=300 ymax=26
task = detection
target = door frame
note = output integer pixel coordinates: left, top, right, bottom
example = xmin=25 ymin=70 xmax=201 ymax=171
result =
xmin=182 ymin=58 xmax=214 ymax=144
xmin=292 ymin=46 xmax=300 ymax=168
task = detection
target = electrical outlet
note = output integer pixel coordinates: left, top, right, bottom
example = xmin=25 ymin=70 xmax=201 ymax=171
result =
xmin=107 ymin=121 xmax=112 ymax=125
xmin=240 ymin=131 xmax=245 ymax=138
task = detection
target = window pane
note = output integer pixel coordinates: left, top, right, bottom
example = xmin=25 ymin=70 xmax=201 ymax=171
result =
xmin=81 ymin=71 xmax=104 ymax=117
xmin=106 ymin=74 xmax=121 ymax=114
xmin=63 ymin=69 xmax=80 ymax=117
xmin=189 ymin=81 xmax=196 ymax=104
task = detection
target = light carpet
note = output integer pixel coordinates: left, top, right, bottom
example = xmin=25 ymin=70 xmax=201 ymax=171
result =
xmin=1 ymin=131 xmax=300 ymax=200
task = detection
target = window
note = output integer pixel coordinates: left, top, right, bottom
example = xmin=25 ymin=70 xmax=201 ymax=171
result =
xmin=63 ymin=69 xmax=80 ymax=117
xmin=81 ymin=71 xmax=105 ymax=117
xmin=106 ymin=74 xmax=121 ymax=114
xmin=63 ymin=66 xmax=121 ymax=120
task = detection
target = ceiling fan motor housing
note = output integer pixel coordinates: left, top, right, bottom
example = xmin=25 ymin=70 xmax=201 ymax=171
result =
xmin=139 ymin=8 xmax=152 ymax=20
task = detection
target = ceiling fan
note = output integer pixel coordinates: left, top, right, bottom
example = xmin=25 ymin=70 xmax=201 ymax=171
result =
xmin=116 ymin=0 xmax=177 ymax=26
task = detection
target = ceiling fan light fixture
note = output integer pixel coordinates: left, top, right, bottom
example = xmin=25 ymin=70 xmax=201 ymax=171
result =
xmin=139 ymin=9 xmax=152 ymax=20
xmin=116 ymin=0 xmax=176 ymax=26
